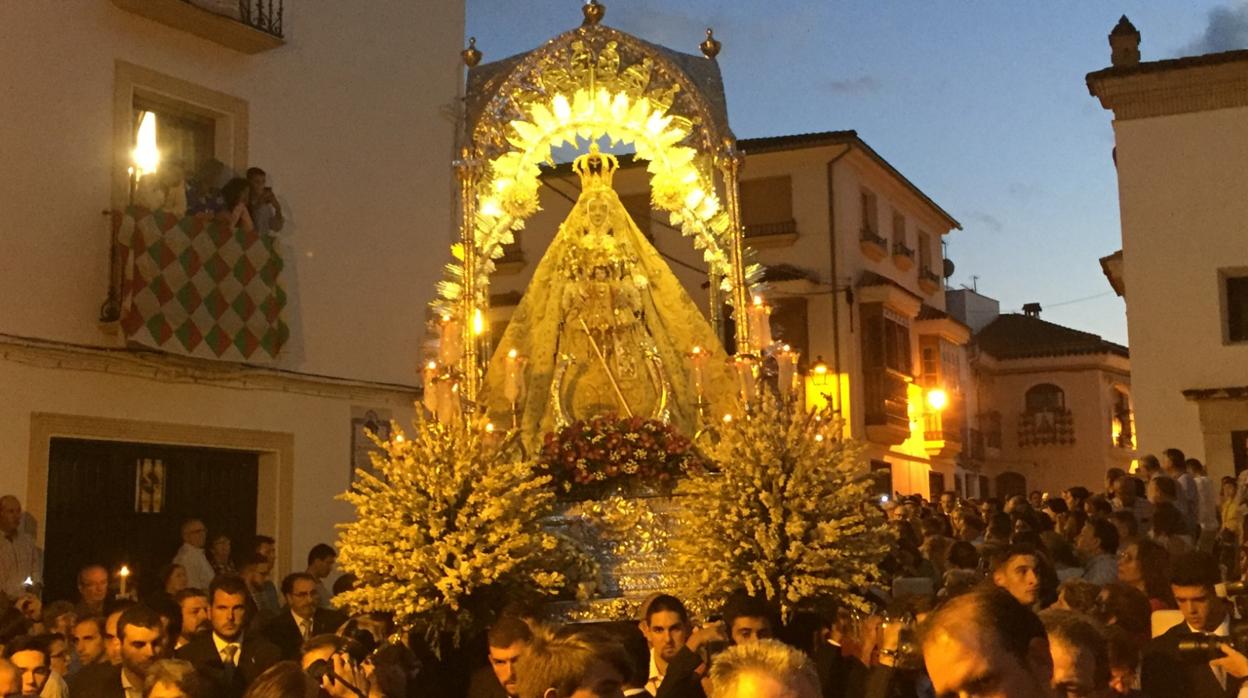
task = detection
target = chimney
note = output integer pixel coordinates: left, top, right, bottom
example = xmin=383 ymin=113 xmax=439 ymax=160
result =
xmin=1022 ymin=302 xmax=1042 ymax=318
xmin=1109 ymin=15 xmax=1141 ymax=68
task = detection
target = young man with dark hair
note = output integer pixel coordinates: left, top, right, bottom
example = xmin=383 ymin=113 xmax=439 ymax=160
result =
xmin=71 ymin=605 xmax=165 ymax=698
xmin=261 ymin=573 xmax=345 ymax=661
xmin=638 ymin=594 xmax=691 ymax=695
xmin=1142 ymin=550 xmax=1242 ymax=697
xmin=920 ymin=588 xmax=1055 ymax=698
xmin=237 ymin=553 xmax=279 ymax=626
xmin=1163 ymin=448 xmax=1199 ymax=533
xmin=720 ymin=594 xmax=775 ymax=646
xmin=990 ymin=544 xmax=1041 ymax=607
xmin=70 ymin=616 xmax=108 ymax=670
xmin=176 ymin=575 xmax=280 ymax=698
xmin=4 ymin=635 xmax=51 ymax=698
xmin=174 ymin=588 xmax=210 ymax=650
xmin=467 ymin=615 xmax=534 ymax=698
xmin=304 ymin=544 xmax=336 ymax=609
xmin=1077 ymin=518 xmax=1120 ymax=585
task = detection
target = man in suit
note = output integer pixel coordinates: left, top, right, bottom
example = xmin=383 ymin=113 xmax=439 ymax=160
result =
xmin=812 ymin=607 xmax=865 ymax=698
xmin=465 ymin=615 xmax=533 ymax=698
xmin=176 ymin=575 xmax=280 ymax=698
xmin=1142 ymin=550 xmax=1244 ymax=698
xmin=238 ymin=555 xmax=280 ymax=628
xmin=261 ymin=573 xmax=345 ymax=661
xmin=70 ymin=604 xmax=165 ymax=698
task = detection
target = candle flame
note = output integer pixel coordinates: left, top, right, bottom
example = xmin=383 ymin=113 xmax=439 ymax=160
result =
xmin=394 ymin=433 xmax=405 ymax=443
xmin=691 ymin=345 xmax=702 ymax=355
xmin=441 ymin=314 xmax=451 ymax=323
xmin=472 ymin=308 xmax=485 ymax=336
xmin=118 ymin=565 xmax=130 ymax=577
xmin=426 ymin=361 xmax=437 ymax=370
xmin=753 ymin=295 xmax=763 ymax=306
xmin=507 ymin=348 xmax=518 ymax=359
xmin=132 ymin=111 xmax=160 ymax=177
xmin=485 ymin=422 xmax=495 ymax=433
xmin=722 ymin=414 xmax=733 ymax=423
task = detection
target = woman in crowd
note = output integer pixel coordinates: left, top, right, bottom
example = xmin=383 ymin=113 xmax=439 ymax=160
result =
xmin=1116 ymin=538 xmax=1174 ymax=610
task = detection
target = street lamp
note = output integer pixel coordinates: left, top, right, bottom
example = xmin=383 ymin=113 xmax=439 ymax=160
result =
xmin=926 ymin=387 xmax=948 ymax=411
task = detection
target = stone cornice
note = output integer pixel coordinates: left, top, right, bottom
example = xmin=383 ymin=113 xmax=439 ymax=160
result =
xmin=1087 ymin=53 xmax=1248 ymax=120
xmin=0 ymin=333 xmax=420 ymax=405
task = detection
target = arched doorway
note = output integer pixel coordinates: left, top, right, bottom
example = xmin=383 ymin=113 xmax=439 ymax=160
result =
xmin=995 ymin=471 xmax=1027 ymax=499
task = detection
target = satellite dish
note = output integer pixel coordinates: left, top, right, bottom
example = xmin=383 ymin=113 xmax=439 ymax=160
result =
xmin=943 ymin=258 xmax=956 ymax=279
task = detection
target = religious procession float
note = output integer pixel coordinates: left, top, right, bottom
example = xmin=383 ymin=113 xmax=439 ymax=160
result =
xmin=334 ymin=2 xmax=891 ymax=650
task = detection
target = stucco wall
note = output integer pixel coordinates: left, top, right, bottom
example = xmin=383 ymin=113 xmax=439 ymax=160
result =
xmin=0 ymin=1 xmax=463 ymax=386
xmin=1113 ymin=106 xmax=1248 ymax=472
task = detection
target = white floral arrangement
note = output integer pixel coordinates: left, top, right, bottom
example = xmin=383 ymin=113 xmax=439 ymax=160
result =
xmin=674 ymin=394 xmax=893 ymax=619
xmin=335 ymin=416 xmax=595 ymax=646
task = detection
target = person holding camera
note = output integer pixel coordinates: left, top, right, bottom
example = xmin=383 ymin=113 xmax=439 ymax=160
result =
xmin=1141 ymin=550 xmax=1243 ymax=697
xmin=245 ymin=168 xmax=284 ymax=236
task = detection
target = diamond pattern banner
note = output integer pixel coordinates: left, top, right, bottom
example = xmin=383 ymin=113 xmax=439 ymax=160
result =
xmin=118 ymin=208 xmax=288 ymax=361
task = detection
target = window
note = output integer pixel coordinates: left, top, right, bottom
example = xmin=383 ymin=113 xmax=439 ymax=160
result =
xmin=740 ymin=176 xmax=795 ymax=237
xmin=768 ymin=297 xmax=809 ymax=362
xmin=1111 ymin=387 xmax=1134 ymax=449
xmin=892 ymin=210 xmax=906 ymax=245
xmin=860 ymin=189 xmax=879 ymax=235
xmin=918 ymin=230 xmax=932 ymax=271
xmin=1025 ymin=384 xmax=1065 ymax=413
xmin=1226 ymin=273 xmax=1248 ymax=343
xmin=868 ymin=308 xmax=912 ymax=374
xmin=133 ymin=97 xmax=216 ymax=178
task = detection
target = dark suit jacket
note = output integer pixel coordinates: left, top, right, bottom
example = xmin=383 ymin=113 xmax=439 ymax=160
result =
xmin=175 ymin=630 xmax=282 ymax=698
xmin=813 ymin=642 xmax=858 ymax=698
xmin=655 ymin=647 xmax=706 ymax=698
xmin=1142 ymin=623 xmax=1243 ymax=698
xmin=465 ymin=665 xmax=508 ymax=698
xmin=68 ymin=662 xmax=124 ymax=698
xmin=261 ymin=607 xmax=347 ymax=660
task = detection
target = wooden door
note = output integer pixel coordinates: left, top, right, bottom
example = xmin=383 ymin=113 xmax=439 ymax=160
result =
xmin=44 ymin=438 xmax=258 ymax=603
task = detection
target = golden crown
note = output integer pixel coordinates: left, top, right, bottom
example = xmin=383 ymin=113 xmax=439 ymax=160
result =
xmin=572 ymin=143 xmax=619 ymax=191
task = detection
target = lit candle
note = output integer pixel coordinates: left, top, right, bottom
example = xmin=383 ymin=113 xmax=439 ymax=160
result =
xmin=438 ymin=314 xmax=463 ymax=366
xmin=503 ymin=349 xmax=525 ymax=403
xmin=118 ymin=565 xmax=130 ymax=598
xmin=422 ymin=361 xmax=440 ymax=415
xmin=748 ymin=295 xmax=773 ymax=354
xmin=776 ymin=345 xmax=799 ymax=398
xmin=735 ymin=356 xmax=757 ymax=402
xmin=689 ymin=346 xmax=707 ymax=400
xmin=436 ymin=380 xmax=461 ymax=424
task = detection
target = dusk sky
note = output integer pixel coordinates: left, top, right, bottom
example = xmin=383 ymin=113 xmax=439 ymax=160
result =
xmin=466 ymin=1 xmax=1248 ymax=346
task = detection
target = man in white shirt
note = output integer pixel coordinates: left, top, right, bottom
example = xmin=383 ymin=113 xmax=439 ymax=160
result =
xmin=1189 ymin=459 xmax=1220 ymax=551
xmin=0 ymin=496 xmax=42 ymax=601
xmin=172 ymin=519 xmax=216 ymax=591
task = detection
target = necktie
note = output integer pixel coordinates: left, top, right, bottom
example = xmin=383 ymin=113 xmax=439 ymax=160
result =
xmin=222 ymin=644 xmax=239 ymax=681
xmin=301 ymin=618 xmax=312 ymax=640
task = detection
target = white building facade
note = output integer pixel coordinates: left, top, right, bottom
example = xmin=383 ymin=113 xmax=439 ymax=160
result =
xmin=0 ymin=1 xmax=463 ymax=597
xmin=1088 ymin=18 xmax=1248 ymax=479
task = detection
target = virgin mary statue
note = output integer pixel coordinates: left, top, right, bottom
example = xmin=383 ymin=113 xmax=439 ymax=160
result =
xmin=482 ymin=145 xmax=736 ymax=449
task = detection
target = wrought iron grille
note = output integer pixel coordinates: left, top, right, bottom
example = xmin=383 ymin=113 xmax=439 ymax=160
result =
xmin=236 ymin=0 xmax=283 ymax=38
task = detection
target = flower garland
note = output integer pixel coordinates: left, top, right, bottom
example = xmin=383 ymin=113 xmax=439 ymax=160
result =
xmin=538 ymin=414 xmax=704 ymax=498
xmin=335 ymin=416 xmax=596 ymax=647
xmin=673 ymin=395 xmax=893 ymax=620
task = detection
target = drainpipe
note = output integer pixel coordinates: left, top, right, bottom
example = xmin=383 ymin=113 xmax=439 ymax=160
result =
xmin=826 ymin=147 xmax=852 ymax=419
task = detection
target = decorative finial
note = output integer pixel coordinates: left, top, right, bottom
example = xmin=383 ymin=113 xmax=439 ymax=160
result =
xmin=582 ymin=0 xmax=605 ymax=26
xmin=700 ymin=28 xmax=721 ymax=59
xmin=462 ymin=37 xmax=482 ymax=67
xmin=1109 ymin=15 xmax=1140 ymax=68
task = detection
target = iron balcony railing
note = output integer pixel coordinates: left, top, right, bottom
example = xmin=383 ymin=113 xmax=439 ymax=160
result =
xmin=744 ymin=220 xmax=798 ymax=238
xmin=235 ymin=0 xmax=284 ymax=38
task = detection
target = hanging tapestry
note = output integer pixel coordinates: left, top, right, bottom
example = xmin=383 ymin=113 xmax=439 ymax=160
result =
xmin=118 ymin=208 xmax=288 ymax=361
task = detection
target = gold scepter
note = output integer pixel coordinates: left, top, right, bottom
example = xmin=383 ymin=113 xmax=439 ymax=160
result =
xmin=578 ymin=318 xmax=634 ymax=417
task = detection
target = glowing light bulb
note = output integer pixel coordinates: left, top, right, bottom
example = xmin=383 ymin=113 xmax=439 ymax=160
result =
xmin=926 ymin=388 xmax=948 ymax=411
xmin=132 ymin=112 xmax=159 ymax=177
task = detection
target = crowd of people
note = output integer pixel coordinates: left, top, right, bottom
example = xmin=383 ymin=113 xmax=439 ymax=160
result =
xmin=133 ymin=159 xmax=285 ymax=236
xmin=2 ymin=445 xmax=1248 ymax=697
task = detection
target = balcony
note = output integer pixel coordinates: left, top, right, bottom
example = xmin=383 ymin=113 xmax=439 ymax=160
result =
xmin=859 ymin=228 xmax=888 ymax=262
xmin=891 ymin=241 xmax=915 ymax=271
xmin=918 ymin=266 xmax=942 ymax=295
xmin=102 ymin=207 xmax=288 ymax=362
xmin=112 ymin=0 xmax=285 ymax=54
xmin=494 ymin=242 xmax=526 ymax=274
xmin=1018 ymin=408 xmax=1075 ymax=447
xmin=864 ymin=368 xmax=911 ymax=444
xmin=743 ymin=220 xmax=798 ymax=248
xmin=923 ymin=405 xmax=964 ymax=458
